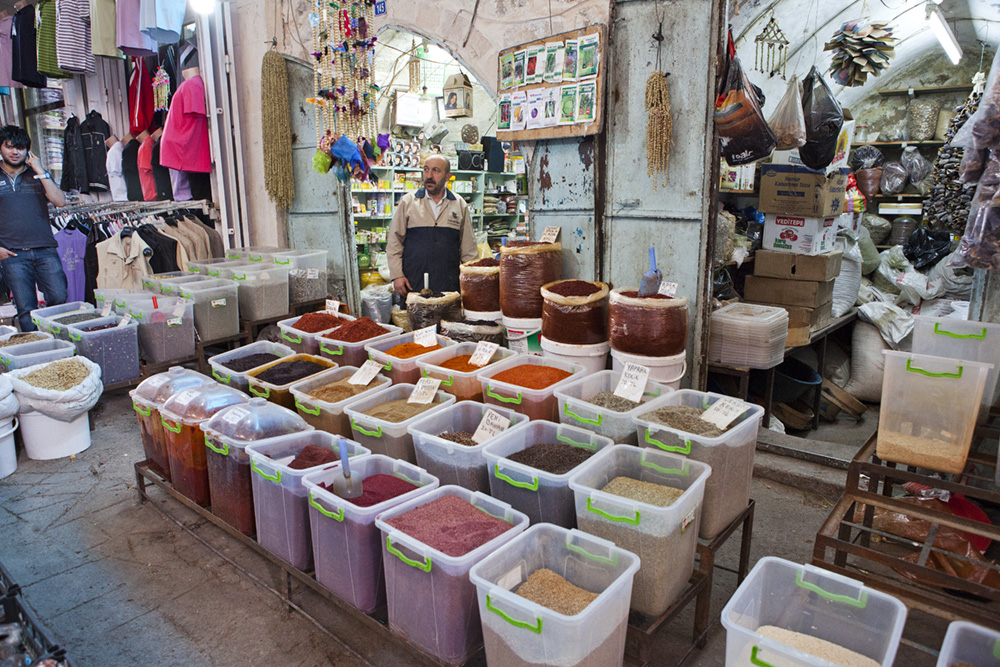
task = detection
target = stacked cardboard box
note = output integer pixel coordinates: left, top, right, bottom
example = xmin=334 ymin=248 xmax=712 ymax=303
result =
xmin=757 ymin=164 xmax=850 ymax=255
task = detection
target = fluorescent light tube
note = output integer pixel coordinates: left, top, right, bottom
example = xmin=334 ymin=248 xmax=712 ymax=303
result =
xmin=926 ymin=4 xmax=962 ymax=65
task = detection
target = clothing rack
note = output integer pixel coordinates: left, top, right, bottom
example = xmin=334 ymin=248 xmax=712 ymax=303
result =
xmin=50 ymin=199 xmax=212 ymax=217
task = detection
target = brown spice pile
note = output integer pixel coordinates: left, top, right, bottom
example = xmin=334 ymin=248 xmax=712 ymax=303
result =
xmin=20 ymin=358 xmax=90 ymax=390
xmin=437 ymin=431 xmax=478 ymax=446
xmin=641 ymin=405 xmax=729 ymax=437
xmin=514 ymin=568 xmax=598 ymax=616
xmin=0 ymin=333 xmax=47 ymax=348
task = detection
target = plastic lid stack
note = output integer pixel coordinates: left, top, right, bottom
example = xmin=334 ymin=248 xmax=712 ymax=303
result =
xmin=708 ymin=303 xmax=788 ymax=369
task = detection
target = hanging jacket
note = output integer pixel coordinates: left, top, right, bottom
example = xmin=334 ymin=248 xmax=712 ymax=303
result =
xmin=79 ymin=110 xmax=111 ymax=192
xmin=95 ymin=230 xmax=153 ymax=290
xmin=60 ymin=116 xmax=89 ymax=194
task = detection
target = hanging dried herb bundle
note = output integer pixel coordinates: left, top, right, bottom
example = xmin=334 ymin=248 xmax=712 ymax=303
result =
xmin=261 ymin=49 xmax=295 ymax=209
xmin=645 ymin=71 xmax=673 ymax=189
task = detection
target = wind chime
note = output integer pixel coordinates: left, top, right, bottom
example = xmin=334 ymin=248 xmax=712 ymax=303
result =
xmin=754 ymin=16 xmax=788 ymax=79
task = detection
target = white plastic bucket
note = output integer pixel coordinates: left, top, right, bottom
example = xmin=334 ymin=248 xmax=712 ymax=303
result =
xmin=540 ymin=336 xmax=609 ymax=374
xmin=0 ymin=417 xmax=18 ymax=478
xmin=20 ymin=410 xmax=91 ymax=460
xmin=463 ymin=309 xmax=502 ymax=323
xmin=503 ymin=316 xmax=542 ymax=355
xmin=611 ymin=348 xmax=686 ymax=389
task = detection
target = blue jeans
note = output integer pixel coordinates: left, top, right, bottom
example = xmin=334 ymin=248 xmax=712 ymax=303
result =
xmin=0 ymin=248 xmax=68 ymax=332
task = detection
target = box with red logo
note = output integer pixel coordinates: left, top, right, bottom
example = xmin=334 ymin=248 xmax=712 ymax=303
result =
xmin=762 ymin=213 xmax=837 ymax=256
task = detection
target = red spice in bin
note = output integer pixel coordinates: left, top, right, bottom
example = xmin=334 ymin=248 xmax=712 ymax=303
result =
xmin=323 ymin=317 xmax=390 ymax=343
xmin=490 ymin=364 xmax=572 ymax=390
xmin=291 ymin=311 xmax=345 ymax=333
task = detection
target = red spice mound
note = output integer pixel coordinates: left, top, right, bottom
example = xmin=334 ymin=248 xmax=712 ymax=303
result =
xmin=548 ymin=280 xmax=601 ymax=297
xmin=385 ymin=494 xmax=512 ymax=557
xmin=620 ymin=291 xmax=674 ymax=300
xmin=439 ymin=354 xmax=492 ymax=373
xmin=321 ymin=474 xmax=418 ymax=508
xmin=323 ymin=317 xmax=389 ymax=343
xmin=286 ymin=444 xmax=337 ymax=470
xmin=386 ymin=342 xmax=442 ymax=358
xmin=467 ymin=258 xmax=499 ymax=267
xmin=491 ymin=364 xmax=572 ymax=390
xmin=293 ymin=312 xmax=345 ymax=333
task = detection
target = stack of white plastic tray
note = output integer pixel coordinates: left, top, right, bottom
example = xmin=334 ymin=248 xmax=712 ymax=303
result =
xmin=708 ymin=303 xmax=788 ymax=369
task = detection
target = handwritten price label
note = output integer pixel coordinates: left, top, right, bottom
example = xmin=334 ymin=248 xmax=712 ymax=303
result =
xmin=413 ymin=324 xmax=437 ymax=347
xmin=540 ymin=226 xmax=560 ymax=243
xmin=408 ymin=377 xmax=442 ymax=404
xmin=473 ymin=409 xmax=511 ymax=444
xmin=613 ymin=362 xmax=649 ymax=403
xmin=657 ymin=281 xmax=678 ymax=297
xmin=469 ymin=341 xmax=499 ymax=367
xmin=349 ymin=359 xmax=383 ymax=385
xmin=701 ymin=397 xmax=749 ymax=429
xmin=326 ymin=299 xmax=341 ymax=314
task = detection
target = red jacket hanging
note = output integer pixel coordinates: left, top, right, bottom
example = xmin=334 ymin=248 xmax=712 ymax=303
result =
xmin=128 ymin=56 xmax=153 ymax=136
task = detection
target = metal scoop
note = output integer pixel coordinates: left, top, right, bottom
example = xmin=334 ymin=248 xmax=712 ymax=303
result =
xmin=637 ymin=247 xmax=662 ymax=297
xmin=331 ymin=437 xmax=361 ymax=499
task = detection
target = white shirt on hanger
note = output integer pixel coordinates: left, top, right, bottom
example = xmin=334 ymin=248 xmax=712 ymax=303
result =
xmin=106 ymin=142 xmax=128 ymax=202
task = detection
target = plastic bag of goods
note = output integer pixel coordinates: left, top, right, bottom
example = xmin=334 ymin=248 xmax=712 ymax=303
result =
xmin=832 ymin=232 xmax=863 ymax=318
xmin=927 ymin=250 xmax=973 ymax=300
xmin=861 ymin=213 xmax=892 ymax=245
xmin=950 ymin=151 xmax=1000 ymax=270
xmin=715 ymin=210 xmax=737 ymax=265
xmin=608 ymin=287 xmax=688 ymax=357
xmin=850 ymin=145 xmax=885 ymax=171
xmin=879 ymin=162 xmax=908 ymax=195
xmin=952 ymin=49 xmax=1000 ymax=155
xmin=540 ymin=279 xmax=609 ymax=345
xmin=405 ymin=291 xmax=462 ymax=331
xmin=902 ymin=228 xmax=951 ymax=272
xmin=886 ymin=216 xmax=918 ymax=246
xmin=799 ymin=66 xmax=845 ymax=171
xmin=872 ymin=246 xmax=910 ymax=296
xmin=439 ymin=319 xmax=504 ymax=345
xmin=908 ymin=100 xmax=940 ymax=141
xmin=859 ymin=302 xmax=914 ymax=347
xmin=857 ymin=226 xmax=881 ymax=275
xmin=713 ymin=29 xmax=776 ymax=165
xmin=459 ymin=258 xmax=500 ymax=314
xmin=901 ymin=147 xmax=932 ymax=187
xmin=767 ymin=75 xmax=807 ymax=150
xmin=8 ymin=357 xmax=103 ymax=422
xmin=855 ymin=167 xmax=882 ymax=200
xmin=843 ymin=321 xmax=888 ymax=403
xmin=499 ymin=241 xmax=562 ymax=319
xmin=360 ymin=282 xmax=393 ymax=324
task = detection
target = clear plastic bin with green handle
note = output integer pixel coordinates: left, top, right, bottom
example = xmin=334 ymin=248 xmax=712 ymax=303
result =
xmin=0 ymin=338 xmax=75 ymax=373
xmin=554 ymin=368 xmax=673 ymax=444
xmin=272 ymin=249 xmax=328 ymax=304
xmin=177 ymin=278 xmax=241 ymax=341
xmin=207 ymin=340 xmax=296 ymax=393
xmin=935 ymin=621 xmax=1000 ymax=667
xmin=288 ymin=365 xmax=392 ymax=437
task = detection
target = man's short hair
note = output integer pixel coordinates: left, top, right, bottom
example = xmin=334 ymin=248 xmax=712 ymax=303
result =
xmin=0 ymin=125 xmax=30 ymax=150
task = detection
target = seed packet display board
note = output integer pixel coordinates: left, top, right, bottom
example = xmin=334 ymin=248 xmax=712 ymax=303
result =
xmin=496 ymin=24 xmax=606 ymax=141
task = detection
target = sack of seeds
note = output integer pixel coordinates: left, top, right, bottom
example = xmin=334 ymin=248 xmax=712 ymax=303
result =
xmin=0 ymin=375 xmax=17 ymax=421
xmin=8 ymin=357 xmax=103 ymax=422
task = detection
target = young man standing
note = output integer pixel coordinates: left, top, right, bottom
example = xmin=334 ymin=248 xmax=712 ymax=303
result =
xmin=0 ymin=125 xmax=68 ymax=331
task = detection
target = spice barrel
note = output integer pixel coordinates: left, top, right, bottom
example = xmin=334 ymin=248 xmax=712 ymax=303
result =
xmin=289 ymin=366 xmax=392 ymax=436
xmin=608 ymin=288 xmax=689 ymax=357
xmin=500 ymin=242 xmax=563 ymax=319
xmin=540 ymin=279 xmax=609 ymax=345
xmin=460 ymin=258 xmax=501 ymax=315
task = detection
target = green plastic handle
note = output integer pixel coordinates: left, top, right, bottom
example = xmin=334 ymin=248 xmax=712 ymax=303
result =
xmin=249 ymin=384 xmax=270 ymax=398
xmin=282 ymin=330 xmax=303 ymax=344
xmin=208 ymin=269 xmax=220 ymax=277
xmin=251 ymin=459 xmax=281 ymax=484
xmin=566 ymin=539 xmax=618 ymax=565
xmin=486 ymin=595 xmax=543 ymax=634
xmin=68 ymin=331 xmax=81 ymax=341
xmin=233 ymin=273 xmax=247 ymax=281
xmin=905 ymin=358 xmax=963 ymax=379
xmin=204 ymin=434 xmax=228 ymax=456
xmin=641 ymin=457 xmax=689 ymax=477
xmin=227 ymin=252 xmax=241 ymax=259
xmin=385 ymin=536 xmax=431 ymax=572
xmin=49 ymin=325 xmax=62 ymax=334
xmin=643 ymin=429 xmax=692 ymax=454
xmin=993 ymin=639 xmax=1000 ymax=660
xmin=794 ymin=570 xmax=867 ymax=608
xmin=133 ymin=401 xmax=151 ymax=416
xmin=422 ymin=368 xmax=453 ymax=386
xmin=320 ymin=344 xmax=344 ymax=356
xmin=188 ymin=265 xmax=201 ymax=272
xmin=274 ymin=257 xmax=291 ymax=265
xmin=0 ymin=355 xmax=8 ymax=366
xmin=586 ymin=497 xmax=640 ymax=525
xmin=161 ymin=285 xmax=173 ymax=293
xmin=161 ymin=417 xmax=182 ymax=434
xmin=395 ymin=469 xmax=421 ymax=486
xmin=563 ymin=402 xmax=602 ymax=426
xmin=249 ymin=255 xmax=264 ymax=262
xmin=494 ymin=464 xmax=539 ymax=491
xmin=933 ymin=322 xmax=987 ymax=340
xmin=212 ymin=368 xmax=232 ymax=384
xmin=487 ymin=386 xmax=522 ymax=405
xmin=351 ymin=418 xmax=382 ymax=438
xmin=295 ymin=399 xmax=321 ymax=416
xmin=750 ymin=646 xmax=774 ymax=667
xmin=557 ymin=433 xmax=595 ymax=450
xmin=309 ymin=493 xmax=344 ymax=521
xmin=369 ymin=354 xmax=391 ymax=371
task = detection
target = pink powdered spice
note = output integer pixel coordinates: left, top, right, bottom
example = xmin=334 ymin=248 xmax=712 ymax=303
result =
xmin=385 ymin=494 xmax=512 ymax=557
xmin=320 ymin=474 xmax=418 ymax=508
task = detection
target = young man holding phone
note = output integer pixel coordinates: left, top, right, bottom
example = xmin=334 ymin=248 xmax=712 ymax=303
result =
xmin=0 ymin=125 xmax=68 ymax=331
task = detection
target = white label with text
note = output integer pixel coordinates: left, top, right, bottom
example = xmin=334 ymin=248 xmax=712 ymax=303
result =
xmin=117 ymin=313 xmax=132 ymax=327
xmin=657 ymin=281 xmax=678 ymax=298
xmin=469 ymin=341 xmax=499 ymax=367
xmin=326 ymin=299 xmax=341 ymax=314
xmin=211 ymin=298 xmax=226 ymax=308
xmin=701 ymin=397 xmax=749 ymax=429
xmin=349 ymin=359 xmax=383 ymax=385
xmin=101 ymin=302 xmax=112 ymax=317
xmin=408 ymin=377 xmax=442 ymax=404
xmin=614 ymin=363 xmax=650 ymax=403
xmin=413 ymin=325 xmax=437 ymax=347
xmin=307 ymin=268 xmax=320 ymax=279
xmin=473 ymin=409 xmax=511 ymax=444
xmin=540 ymin=226 xmax=561 ymax=243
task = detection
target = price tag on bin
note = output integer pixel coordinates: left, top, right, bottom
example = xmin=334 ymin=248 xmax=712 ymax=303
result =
xmin=413 ymin=324 xmax=437 ymax=347
xmin=326 ymin=299 xmax=341 ymax=314
xmin=408 ymin=377 xmax=442 ymax=404
xmin=100 ymin=302 xmax=112 ymax=317
xmin=540 ymin=226 xmax=561 ymax=243
xmin=613 ymin=363 xmax=649 ymax=403
xmin=469 ymin=341 xmax=499 ymax=367
xmin=473 ymin=409 xmax=511 ymax=444
xmin=701 ymin=397 xmax=749 ymax=430
xmin=657 ymin=281 xmax=677 ymax=298
xmin=117 ymin=313 xmax=132 ymax=328
xmin=349 ymin=359 xmax=383 ymax=385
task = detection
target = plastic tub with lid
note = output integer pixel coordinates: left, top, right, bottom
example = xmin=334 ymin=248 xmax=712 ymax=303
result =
xmin=416 ymin=342 xmax=521 ymax=402
xmin=318 ymin=319 xmax=402 ymax=369
xmin=245 ymin=353 xmax=338 ymax=409
xmin=225 ymin=246 xmax=282 ymax=262
xmin=877 ymin=351 xmax=991 ymax=475
xmin=157 ymin=274 xmax=213 ymax=296
xmin=635 ymin=390 xmax=763 ymax=540
xmin=227 ymin=264 xmax=290 ymax=321
xmin=130 ymin=367 xmax=213 ymax=480
xmin=478 ymin=355 xmax=586 ymax=422
xmin=141 ymin=270 xmax=186 ymax=292
xmin=408 ymin=401 xmax=529 ymax=492
xmin=188 ymin=258 xmax=243 ymax=277
xmin=936 ymin=621 xmax=1000 ymax=667
xmin=375 ymin=485 xmax=529 ymax=665
xmin=568 ymin=445 xmax=710 ymax=617
xmin=344 ymin=383 xmax=457 ymax=463
xmin=0 ymin=338 xmax=75 ymax=373
xmin=176 ymin=278 xmax=241 ymax=341
xmin=272 ymin=249 xmax=328 ymax=304
xmin=912 ymin=315 xmax=1000 ymax=423
xmin=67 ymin=315 xmax=140 ymax=386
xmin=302 ymin=454 xmax=439 ymax=613
xmin=31 ymin=301 xmax=96 ymax=337
xmin=160 ymin=383 xmax=248 ymax=506
xmin=721 ymin=557 xmax=907 ymax=667
xmin=289 ymin=366 xmax=392 ymax=437
xmin=540 ymin=337 xmax=610 ymax=376
xmin=245 ymin=431 xmax=370 ymax=570
xmin=203 ymin=398 xmax=314 ymax=535
xmin=128 ymin=296 xmax=196 ymax=364
xmin=277 ymin=312 xmax=350 ymax=355
xmin=364 ymin=332 xmax=458 ymax=385
xmin=484 ymin=420 xmax=614 ymax=528
xmin=470 ymin=524 xmax=640 ymax=667
xmin=554 ymin=369 xmax=672 ymax=444
xmin=208 ymin=341 xmax=296 ymax=393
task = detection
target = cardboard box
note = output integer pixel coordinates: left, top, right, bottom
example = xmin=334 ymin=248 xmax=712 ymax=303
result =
xmin=754 ymin=249 xmax=843 ymax=282
xmin=443 ymin=73 xmax=473 ymax=118
xmin=744 ymin=275 xmax=835 ymax=308
xmin=770 ymin=110 xmax=855 ymax=172
xmin=758 ymin=164 xmax=849 ymax=217
xmin=762 ymin=213 xmax=838 ymax=255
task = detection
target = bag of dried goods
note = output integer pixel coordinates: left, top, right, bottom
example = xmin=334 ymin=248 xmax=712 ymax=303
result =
xmin=8 ymin=357 xmax=103 ymax=421
xmin=541 ymin=279 xmax=609 ymax=345
xmin=767 ymin=75 xmax=806 ymax=150
xmin=799 ymin=66 xmax=844 ymax=170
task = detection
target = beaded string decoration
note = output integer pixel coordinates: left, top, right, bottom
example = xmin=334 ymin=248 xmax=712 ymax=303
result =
xmin=152 ymin=66 xmax=171 ymax=111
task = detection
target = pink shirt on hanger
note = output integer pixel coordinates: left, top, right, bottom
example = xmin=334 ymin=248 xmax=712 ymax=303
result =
xmin=116 ymin=0 xmax=155 ymax=56
xmin=0 ymin=16 xmax=23 ymax=89
xmin=159 ymin=74 xmax=211 ymax=173
xmin=137 ymin=135 xmax=157 ymax=201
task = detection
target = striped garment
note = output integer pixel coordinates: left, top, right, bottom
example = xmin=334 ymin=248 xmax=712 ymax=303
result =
xmin=56 ymin=0 xmax=95 ymax=73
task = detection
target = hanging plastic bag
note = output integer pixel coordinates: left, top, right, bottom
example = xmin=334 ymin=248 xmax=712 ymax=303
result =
xmin=799 ymin=66 xmax=845 ymax=170
xmin=713 ymin=29 xmax=776 ymax=165
xmin=951 ymin=49 xmax=1000 ymax=155
xmin=879 ymin=162 xmax=908 ymax=195
xmin=767 ymin=75 xmax=807 ymax=150
xmin=850 ymin=145 xmax=885 ymax=171
xmin=900 ymin=146 xmax=932 ymax=195
xmin=950 ymin=205 xmax=1000 ymax=270
xmin=855 ymin=167 xmax=882 ymax=200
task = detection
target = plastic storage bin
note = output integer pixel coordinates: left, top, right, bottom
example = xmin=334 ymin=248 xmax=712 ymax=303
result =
xmin=709 ymin=303 xmax=789 ymax=370
xmin=484 ymin=421 xmax=614 ymax=528
xmin=479 ymin=355 xmax=587 ymax=422
xmin=130 ymin=367 xmax=214 ymax=480
xmin=141 ymin=271 xmax=186 ymax=292
xmin=635 ymin=390 xmax=763 ymax=540
xmin=470 ymin=524 xmax=640 ymax=667
xmin=176 ymin=278 xmax=241 ymax=341
xmin=877 ymin=351 xmax=991 ymax=474
xmin=417 ymin=342 xmax=521 ymax=401
xmin=936 ymin=621 xmax=1000 ymax=667
xmin=246 ymin=431 xmax=370 ymax=570
xmin=202 ymin=398 xmax=314 ymax=535
xmin=208 ymin=341 xmax=296 ymax=393
xmin=0 ymin=338 xmax=75 ymax=373
xmin=375 ymin=486 xmax=529 ymax=665
xmin=245 ymin=353 xmax=338 ymax=409
xmin=0 ymin=330 xmax=52 ymax=346
xmin=554 ymin=369 xmax=672 ymax=444
xmin=157 ymin=274 xmax=213 ymax=296
xmin=92 ymin=288 xmax=137 ymax=311
xmin=226 ymin=246 xmax=282 ymax=262
xmin=609 ymin=349 xmax=687 ymax=389
xmin=277 ymin=313 xmax=349 ymax=355
xmin=229 ymin=264 xmax=290 ymax=321
xmin=721 ymin=557 xmax=907 ymax=667
xmin=160 ymin=383 xmax=249 ymax=506
xmin=318 ymin=320 xmax=403 ymax=369
xmin=67 ymin=316 xmax=141 ymax=385
xmin=128 ymin=296 xmax=196 ymax=364
xmin=272 ymin=249 xmax=328 ymax=304
xmin=912 ymin=315 xmax=1000 ymax=422
xmin=365 ymin=332 xmax=458 ymax=385
xmin=540 ymin=336 xmax=610 ymax=376
xmin=408 ymin=401 xmax=530 ymax=492
xmin=568 ymin=445 xmax=710 ymax=617
xmin=289 ymin=366 xmax=392 ymax=436
xmin=31 ymin=301 xmax=95 ymax=336
xmin=344 ymin=383 xmax=457 ymax=463
xmin=48 ymin=308 xmax=104 ymax=333
xmin=187 ymin=257 xmax=243 ymax=277
xmin=302 ymin=455 xmax=439 ymax=612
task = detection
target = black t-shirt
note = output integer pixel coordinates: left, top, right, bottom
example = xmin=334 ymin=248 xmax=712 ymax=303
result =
xmin=10 ymin=6 xmax=46 ymax=88
xmin=0 ymin=167 xmax=57 ymax=249
xmin=121 ymin=139 xmax=143 ymax=201
xmin=150 ymin=139 xmax=173 ymax=201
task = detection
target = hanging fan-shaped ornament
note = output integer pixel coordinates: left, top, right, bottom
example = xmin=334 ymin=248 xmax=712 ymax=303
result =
xmin=461 ymin=124 xmax=479 ymax=144
xmin=753 ymin=16 xmax=789 ymax=79
xmin=824 ymin=19 xmax=896 ymax=87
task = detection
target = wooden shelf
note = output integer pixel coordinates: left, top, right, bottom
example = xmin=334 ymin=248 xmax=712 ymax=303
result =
xmin=853 ymin=140 xmax=944 ymax=147
xmin=869 ymin=193 xmax=924 ymax=199
xmin=720 ymin=189 xmax=757 ymax=195
xmin=877 ymin=85 xmax=974 ymax=97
